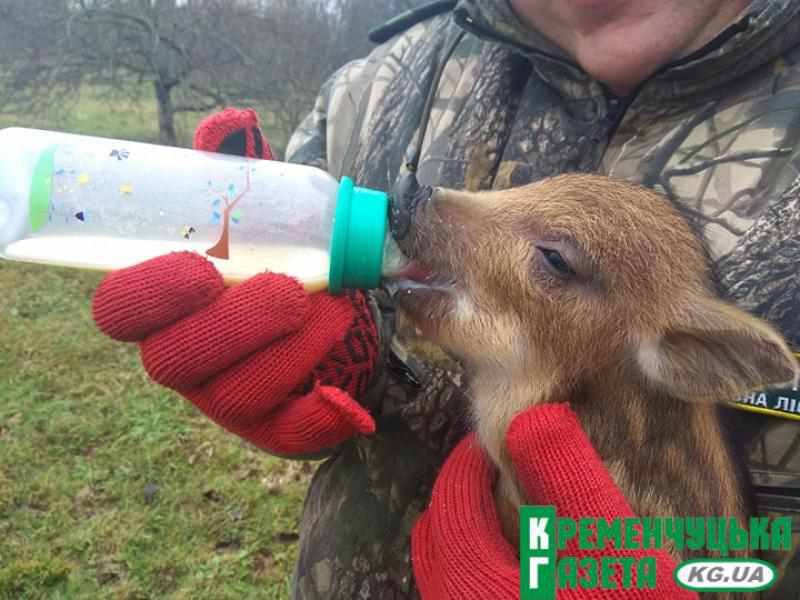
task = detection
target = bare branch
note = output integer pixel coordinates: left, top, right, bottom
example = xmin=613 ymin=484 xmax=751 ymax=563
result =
xmin=0 ymin=0 xmax=432 ymax=145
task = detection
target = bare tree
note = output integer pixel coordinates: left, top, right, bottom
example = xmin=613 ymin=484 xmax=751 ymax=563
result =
xmin=0 ymin=0 xmax=432 ymax=147
xmin=237 ymin=0 xmax=432 ymax=141
xmin=0 ymin=0 xmax=264 ymax=145
xmin=0 ymin=1 xmax=83 ymax=117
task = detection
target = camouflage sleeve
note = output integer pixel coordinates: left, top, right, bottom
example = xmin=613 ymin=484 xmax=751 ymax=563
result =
xmin=284 ymin=73 xmax=336 ymax=170
xmin=285 ymin=56 xmax=375 ymax=178
xmin=715 ymin=173 xmax=800 ymax=347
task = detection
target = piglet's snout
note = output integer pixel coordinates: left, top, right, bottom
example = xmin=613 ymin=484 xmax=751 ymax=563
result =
xmin=389 ymin=183 xmax=437 ymax=253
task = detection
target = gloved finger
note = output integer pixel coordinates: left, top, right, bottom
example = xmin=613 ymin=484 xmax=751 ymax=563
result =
xmin=422 ymin=435 xmax=520 ymax=598
xmin=193 ymin=108 xmax=275 ymax=160
xmin=143 ymin=286 xmax=351 ymax=391
xmin=505 ymin=403 xmax=632 ymax=517
xmin=411 ymin=512 xmax=446 ymax=600
xmin=505 ymin=405 xmax=701 ymax=599
xmin=140 ymin=271 xmax=316 ymax=388
xmin=228 ymin=384 xmax=375 ymax=455
xmin=92 ymin=251 xmax=225 ymax=342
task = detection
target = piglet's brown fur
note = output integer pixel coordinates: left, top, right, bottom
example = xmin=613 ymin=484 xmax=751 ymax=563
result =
xmin=393 ymin=174 xmax=798 ymax=600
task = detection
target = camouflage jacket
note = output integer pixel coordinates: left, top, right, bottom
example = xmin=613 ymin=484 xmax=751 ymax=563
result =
xmin=283 ymin=1 xmax=800 ymax=597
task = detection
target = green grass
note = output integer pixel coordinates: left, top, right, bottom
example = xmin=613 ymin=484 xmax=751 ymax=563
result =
xmin=0 ymin=87 xmax=193 ymax=146
xmin=0 ymin=90 xmax=306 ymax=599
xmin=0 ymin=85 xmax=288 ymax=153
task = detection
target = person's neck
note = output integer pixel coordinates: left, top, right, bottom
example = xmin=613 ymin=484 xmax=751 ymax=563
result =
xmin=679 ymin=0 xmax=751 ymax=58
xmin=608 ymin=0 xmax=752 ymax=95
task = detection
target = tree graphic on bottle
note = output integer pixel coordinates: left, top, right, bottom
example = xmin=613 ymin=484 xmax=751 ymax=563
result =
xmin=206 ymin=167 xmax=251 ymax=260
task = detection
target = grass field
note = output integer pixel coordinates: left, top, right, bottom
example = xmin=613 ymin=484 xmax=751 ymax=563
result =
xmin=0 ymin=89 xmax=306 ymax=599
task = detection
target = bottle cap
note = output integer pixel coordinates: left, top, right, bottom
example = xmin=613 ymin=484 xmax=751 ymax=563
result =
xmin=329 ymin=177 xmax=389 ymax=293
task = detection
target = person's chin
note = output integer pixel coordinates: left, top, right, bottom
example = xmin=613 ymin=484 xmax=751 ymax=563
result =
xmin=570 ymin=36 xmax=670 ymax=95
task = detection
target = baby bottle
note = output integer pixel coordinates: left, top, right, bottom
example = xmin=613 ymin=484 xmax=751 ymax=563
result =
xmin=0 ymin=128 xmax=408 ymax=293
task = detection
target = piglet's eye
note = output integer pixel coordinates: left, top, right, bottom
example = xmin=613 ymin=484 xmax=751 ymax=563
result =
xmin=537 ymin=246 xmax=576 ymax=278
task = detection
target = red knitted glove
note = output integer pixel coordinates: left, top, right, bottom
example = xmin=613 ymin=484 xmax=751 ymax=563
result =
xmin=91 ymin=108 xmax=378 ymax=456
xmin=193 ymin=107 xmax=275 ymax=160
xmin=411 ymin=404 xmax=699 ymax=599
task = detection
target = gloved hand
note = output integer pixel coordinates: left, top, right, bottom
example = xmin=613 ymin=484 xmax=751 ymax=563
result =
xmin=192 ymin=107 xmax=275 ymax=160
xmin=91 ymin=108 xmax=378 ymax=456
xmin=411 ymin=403 xmax=699 ymax=599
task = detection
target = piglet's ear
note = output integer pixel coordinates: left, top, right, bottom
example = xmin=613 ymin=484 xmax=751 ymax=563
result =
xmin=634 ymin=297 xmax=798 ymax=402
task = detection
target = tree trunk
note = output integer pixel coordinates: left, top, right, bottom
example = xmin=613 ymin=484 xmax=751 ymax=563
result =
xmin=154 ymin=81 xmax=178 ymax=146
xmin=206 ymin=170 xmax=251 ymax=260
xmin=206 ymin=207 xmax=232 ymax=260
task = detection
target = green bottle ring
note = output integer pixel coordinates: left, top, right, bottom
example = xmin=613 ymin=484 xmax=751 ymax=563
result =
xmin=328 ymin=177 xmax=390 ymax=294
